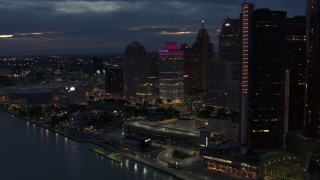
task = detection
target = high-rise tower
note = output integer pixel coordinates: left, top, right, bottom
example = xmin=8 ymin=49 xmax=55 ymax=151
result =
xmin=105 ymin=66 xmax=123 ymax=93
xmin=241 ymin=3 xmax=288 ymax=153
xmin=305 ymin=0 xmax=320 ymax=138
xmin=287 ymin=16 xmax=306 ymax=131
xmin=193 ymin=21 xmax=213 ymax=91
xmin=219 ymin=18 xmax=242 ymax=111
xmin=240 ymin=3 xmax=254 ymax=154
xmin=159 ymin=42 xmax=185 ymax=101
xmin=183 ymin=44 xmax=201 ymax=95
xmin=184 ymin=21 xmax=213 ymax=95
xmin=123 ymin=41 xmax=148 ymax=97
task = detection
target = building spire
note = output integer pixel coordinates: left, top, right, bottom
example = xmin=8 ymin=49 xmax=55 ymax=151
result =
xmin=201 ymin=20 xmax=205 ymax=29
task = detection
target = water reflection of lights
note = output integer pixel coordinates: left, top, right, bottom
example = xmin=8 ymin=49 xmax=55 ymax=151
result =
xmin=55 ymin=133 xmax=59 ymax=145
xmin=143 ymin=167 xmax=147 ymax=175
xmin=153 ymin=171 xmax=157 ymax=179
xmin=134 ymin=163 xmax=138 ymax=172
xmin=125 ymin=159 xmax=129 ymax=168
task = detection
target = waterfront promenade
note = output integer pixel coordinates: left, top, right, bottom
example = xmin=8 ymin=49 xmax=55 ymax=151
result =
xmin=0 ymin=110 xmax=175 ymax=180
xmin=1 ymin=108 xmax=240 ymax=180
xmin=0 ymin=109 xmax=205 ymax=179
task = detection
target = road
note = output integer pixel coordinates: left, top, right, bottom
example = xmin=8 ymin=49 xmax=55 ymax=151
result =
xmin=156 ymin=145 xmax=244 ymax=180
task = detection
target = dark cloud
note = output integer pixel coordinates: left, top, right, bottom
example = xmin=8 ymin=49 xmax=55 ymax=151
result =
xmin=0 ymin=0 xmax=305 ymax=55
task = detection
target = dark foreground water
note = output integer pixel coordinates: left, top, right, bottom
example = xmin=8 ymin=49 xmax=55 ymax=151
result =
xmin=0 ymin=111 xmax=175 ymax=180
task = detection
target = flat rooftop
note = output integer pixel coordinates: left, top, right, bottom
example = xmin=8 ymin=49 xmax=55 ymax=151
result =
xmin=125 ymin=120 xmax=201 ymax=138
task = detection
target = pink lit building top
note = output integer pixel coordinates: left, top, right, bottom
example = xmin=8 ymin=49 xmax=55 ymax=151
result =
xmin=159 ymin=42 xmax=184 ymax=57
xmin=165 ymin=42 xmax=178 ymax=50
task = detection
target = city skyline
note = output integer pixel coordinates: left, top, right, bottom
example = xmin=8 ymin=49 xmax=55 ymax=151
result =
xmin=1 ymin=1 xmax=320 ymax=179
xmin=0 ymin=0 xmax=304 ymax=56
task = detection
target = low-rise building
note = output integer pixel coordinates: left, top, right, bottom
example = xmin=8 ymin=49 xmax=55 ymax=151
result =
xmin=207 ymin=117 xmax=239 ymax=141
xmin=103 ymin=131 xmax=151 ymax=153
xmin=200 ymin=140 xmax=258 ymax=179
xmin=124 ymin=120 xmax=223 ymax=150
xmin=124 ymin=120 xmax=202 ymax=149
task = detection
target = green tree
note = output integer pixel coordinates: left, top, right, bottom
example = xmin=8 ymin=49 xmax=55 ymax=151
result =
xmin=29 ymin=106 xmax=47 ymax=121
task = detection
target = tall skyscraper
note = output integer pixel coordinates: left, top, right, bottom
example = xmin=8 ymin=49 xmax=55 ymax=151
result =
xmin=159 ymin=42 xmax=185 ymax=101
xmin=194 ymin=21 xmax=213 ymax=92
xmin=146 ymin=52 xmax=159 ymax=79
xmin=182 ymin=44 xmax=201 ymax=95
xmin=287 ymin=16 xmax=306 ymax=130
xmin=205 ymin=57 xmax=226 ymax=107
xmin=305 ymin=0 xmax=320 ymax=138
xmin=123 ymin=41 xmax=148 ymax=97
xmin=240 ymin=3 xmax=254 ymax=154
xmin=105 ymin=66 xmax=123 ymax=93
xmin=219 ymin=18 xmax=242 ymax=111
xmin=241 ymin=3 xmax=288 ymax=153
xmin=184 ymin=21 xmax=213 ymax=95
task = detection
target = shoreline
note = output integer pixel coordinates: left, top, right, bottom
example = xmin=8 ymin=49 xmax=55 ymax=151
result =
xmin=1 ymin=108 xmax=196 ymax=180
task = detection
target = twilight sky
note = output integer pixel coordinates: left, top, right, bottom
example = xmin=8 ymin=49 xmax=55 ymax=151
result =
xmin=0 ymin=0 xmax=305 ymax=56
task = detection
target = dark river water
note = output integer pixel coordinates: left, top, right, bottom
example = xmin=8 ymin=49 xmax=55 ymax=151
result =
xmin=0 ymin=111 xmax=175 ymax=180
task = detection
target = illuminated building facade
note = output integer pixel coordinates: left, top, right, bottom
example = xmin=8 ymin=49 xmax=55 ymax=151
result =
xmin=219 ymin=18 xmax=242 ymax=111
xmin=240 ymin=3 xmax=254 ymax=154
xmin=123 ymin=41 xmax=148 ymax=97
xmin=159 ymin=42 xmax=185 ymax=101
xmin=200 ymin=154 xmax=258 ymax=179
xmin=241 ymin=3 xmax=288 ymax=153
xmin=305 ymin=0 xmax=320 ymax=138
xmin=287 ymin=16 xmax=306 ymax=130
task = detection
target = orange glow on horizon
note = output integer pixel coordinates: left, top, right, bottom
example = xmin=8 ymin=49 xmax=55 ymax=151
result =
xmin=160 ymin=31 xmax=193 ymax=35
xmin=0 ymin=35 xmax=14 ymax=38
xmin=16 ymin=32 xmax=44 ymax=36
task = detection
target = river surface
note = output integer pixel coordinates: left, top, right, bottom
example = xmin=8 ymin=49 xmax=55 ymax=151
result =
xmin=0 ymin=111 xmax=175 ymax=180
